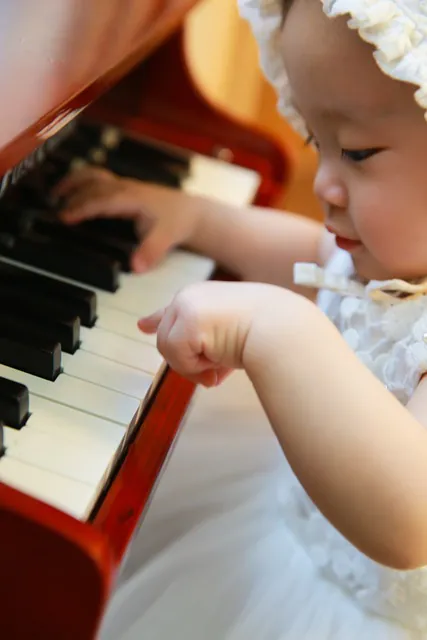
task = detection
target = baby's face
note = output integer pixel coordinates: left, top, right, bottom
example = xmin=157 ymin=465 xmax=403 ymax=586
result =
xmin=282 ymin=0 xmax=427 ymax=281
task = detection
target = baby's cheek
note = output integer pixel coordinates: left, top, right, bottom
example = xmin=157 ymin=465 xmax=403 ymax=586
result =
xmin=354 ymin=198 xmax=406 ymax=263
xmin=353 ymin=199 xmax=388 ymax=247
xmin=360 ymin=205 xmax=425 ymax=274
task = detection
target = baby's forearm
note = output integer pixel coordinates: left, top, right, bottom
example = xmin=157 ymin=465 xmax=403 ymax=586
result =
xmin=244 ymin=294 xmax=427 ymax=569
xmin=186 ymin=197 xmax=325 ymax=294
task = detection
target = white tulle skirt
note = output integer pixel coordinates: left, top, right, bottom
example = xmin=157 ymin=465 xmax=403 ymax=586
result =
xmin=98 ymin=372 xmax=420 ymax=640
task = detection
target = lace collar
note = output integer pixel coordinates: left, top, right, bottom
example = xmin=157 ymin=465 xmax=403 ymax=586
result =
xmin=294 ymin=259 xmax=427 ymax=302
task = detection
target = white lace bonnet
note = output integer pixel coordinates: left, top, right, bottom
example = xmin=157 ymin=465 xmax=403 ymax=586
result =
xmin=238 ymin=0 xmax=427 ymax=136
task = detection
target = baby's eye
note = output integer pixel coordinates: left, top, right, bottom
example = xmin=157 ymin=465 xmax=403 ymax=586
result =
xmin=304 ymin=134 xmax=319 ymax=149
xmin=341 ymin=148 xmax=381 ymax=162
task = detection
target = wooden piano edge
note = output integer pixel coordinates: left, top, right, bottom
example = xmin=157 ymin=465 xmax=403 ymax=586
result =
xmin=91 ymin=365 xmax=197 ymax=560
xmin=0 ymin=363 xmax=197 ymax=639
xmin=0 ymin=481 xmax=114 ymax=639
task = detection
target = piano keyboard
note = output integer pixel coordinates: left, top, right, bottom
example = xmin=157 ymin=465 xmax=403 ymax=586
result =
xmin=0 ymin=123 xmax=260 ymax=520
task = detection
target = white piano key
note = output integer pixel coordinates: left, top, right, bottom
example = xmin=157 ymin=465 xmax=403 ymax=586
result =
xmin=62 ymin=350 xmax=153 ymax=398
xmin=96 ymin=304 xmax=157 ymax=345
xmin=95 ymin=251 xmax=215 ymax=316
xmin=93 ymin=252 xmax=214 ymax=340
xmin=2 ymin=428 xmax=18 ymax=448
xmin=0 ymin=151 xmax=260 ymax=522
xmin=182 ymin=155 xmax=260 ymax=205
xmin=123 ymin=250 xmax=214 ymax=282
xmin=80 ymin=326 xmax=162 ymax=374
xmin=0 ymin=363 xmax=140 ymax=425
xmin=28 ymin=396 xmax=125 ymax=451
xmin=0 ymin=249 xmax=214 ymax=318
xmin=0 ymin=457 xmax=94 ymax=518
xmin=3 ymin=426 xmax=113 ymax=486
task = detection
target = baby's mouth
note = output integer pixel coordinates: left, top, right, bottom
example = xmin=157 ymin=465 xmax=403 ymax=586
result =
xmin=334 ymin=235 xmax=363 ymax=252
xmin=325 ymin=225 xmax=362 ymax=253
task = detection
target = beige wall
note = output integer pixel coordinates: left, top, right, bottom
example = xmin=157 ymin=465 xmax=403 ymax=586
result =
xmin=185 ymin=0 xmax=323 ymax=220
xmin=186 ymin=0 xmax=262 ymax=121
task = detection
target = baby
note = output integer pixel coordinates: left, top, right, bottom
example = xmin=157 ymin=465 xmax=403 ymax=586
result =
xmin=59 ymin=0 xmax=427 ymax=636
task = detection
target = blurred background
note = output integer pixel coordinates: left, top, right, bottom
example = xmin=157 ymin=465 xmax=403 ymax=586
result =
xmin=185 ymin=0 xmax=323 ymax=221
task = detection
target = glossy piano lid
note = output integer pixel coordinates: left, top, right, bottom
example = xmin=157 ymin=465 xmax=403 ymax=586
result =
xmin=0 ymin=0 xmax=198 ymax=175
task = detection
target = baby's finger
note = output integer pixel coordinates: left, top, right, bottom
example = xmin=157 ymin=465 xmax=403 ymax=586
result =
xmin=53 ymin=167 xmax=112 ymax=198
xmin=185 ymin=367 xmax=233 ymax=388
xmin=59 ymin=194 xmax=139 ymax=224
xmin=131 ymin=225 xmax=175 ymax=273
xmin=156 ymin=306 xmax=181 ymax=359
xmin=58 ymin=183 xmax=113 ymax=212
xmin=188 ymin=370 xmax=218 ymax=387
xmin=153 ymin=310 xmax=204 ymax=377
xmin=137 ymin=308 xmax=167 ymax=334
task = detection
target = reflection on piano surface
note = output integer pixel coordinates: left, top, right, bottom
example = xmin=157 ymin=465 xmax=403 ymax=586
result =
xmin=0 ymin=1 xmax=292 ymax=638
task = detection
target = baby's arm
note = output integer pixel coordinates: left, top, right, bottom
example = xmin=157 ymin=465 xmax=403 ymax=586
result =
xmin=245 ymin=298 xmax=427 ymax=570
xmin=139 ymin=280 xmax=427 ymax=569
xmin=57 ymin=168 xmax=331 ymax=294
xmin=188 ymin=197 xmax=331 ymax=295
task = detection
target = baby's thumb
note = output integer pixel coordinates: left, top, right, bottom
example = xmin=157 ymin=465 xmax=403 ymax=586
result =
xmin=131 ymin=225 xmax=175 ymax=273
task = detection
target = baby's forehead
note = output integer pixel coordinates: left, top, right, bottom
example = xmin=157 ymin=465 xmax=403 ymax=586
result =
xmin=281 ymin=0 xmax=417 ymax=123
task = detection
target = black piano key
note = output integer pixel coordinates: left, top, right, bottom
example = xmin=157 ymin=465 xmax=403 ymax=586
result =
xmin=42 ymin=154 xmax=74 ymax=188
xmin=0 ymin=231 xmax=120 ymax=292
xmin=56 ymin=135 xmax=94 ymax=156
xmin=0 ymin=289 xmax=80 ymax=353
xmin=49 ymin=146 xmax=103 ymax=172
xmin=81 ymin=124 xmax=191 ymax=175
xmin=0 ymin=260 xmax=96 ymax=327
xmin=77 ymin=218 xmax=139 ymax=244
xmin=71 ymin=122 xmax=188 ymax=185
xmin=104 ymin=154 xmax=182 ymax=188
xmin=74 ymin=122 xmax=111 ymax=146
xmin=0 ymin=207 xmax=37 ymax=235
xmin=0 ymin=378 xmax=29 ymax=429
xmin=0 ymin=421 xmax=4 ymax=457
xmin=33 ymin=218 xmax=135 ymax=270
xmin=0 ymin=315 xmax=61 ymax=381
xmin=16 ymin=182 xmax=55 ymax=211
xmin=118 ymin=137 xmax=191 ymax=173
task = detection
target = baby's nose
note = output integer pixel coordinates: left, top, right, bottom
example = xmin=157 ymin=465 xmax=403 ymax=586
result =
xmin=314 ymin=164 xmax=348 ymax=211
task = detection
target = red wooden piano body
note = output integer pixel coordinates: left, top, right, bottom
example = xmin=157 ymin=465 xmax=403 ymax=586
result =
xmin=0 ymin=1 xmax=293 ymax=637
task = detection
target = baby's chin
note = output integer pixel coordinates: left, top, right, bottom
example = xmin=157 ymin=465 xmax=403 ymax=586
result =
xmin=352 ymin=250 xmax=427 ymax=283
xmin=351 ymin=250 xmax=397 ymax=283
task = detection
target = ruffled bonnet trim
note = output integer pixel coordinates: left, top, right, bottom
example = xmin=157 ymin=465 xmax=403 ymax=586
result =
xmin=238 ymin=0 xmax=427 ymax=135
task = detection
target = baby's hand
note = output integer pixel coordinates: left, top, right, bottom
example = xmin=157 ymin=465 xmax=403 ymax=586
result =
xmin=54 ymin=167 xmax=201 ymax=273
xmin=138 ymin=281 xmax=285 ymax=387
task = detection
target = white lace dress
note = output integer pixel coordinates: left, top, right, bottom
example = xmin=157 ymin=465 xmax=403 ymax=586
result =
xmin=98 ymin=249 xmax=427 ymax=640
